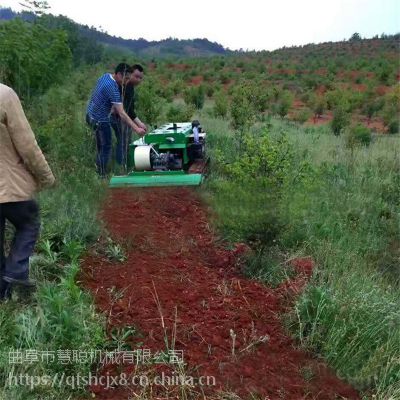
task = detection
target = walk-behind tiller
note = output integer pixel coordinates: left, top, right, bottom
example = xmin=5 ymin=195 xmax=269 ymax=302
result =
xmin=109 ymin=120 xmax=208 ymax=188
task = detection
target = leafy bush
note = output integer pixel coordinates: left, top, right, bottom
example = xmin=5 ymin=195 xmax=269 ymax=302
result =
xmin=345 ymin=124 xmax=372 ymax=148
xmin=382 ymin=85 xmax=400 ymax=127
xmin=183 ymin=85 xmax=205 ymax=109
xmin=331 ymin=104 xmax=350 ymax=135
xmin=205 ymin=84 xmax=215 ymax=97
xmin=310 ymin=94 xmax=327 ymax=118
xmin=166 ymin=104 xmax=194 ymax=121
xmin=273 ymin=90 xmax=293 ymax=118
xmin=213 ymin=91 xmax=228 ymax=118
xmin=217 ymin=130 xmax=294 ymax=188
xmin=136 ymin=80 xmax=163 ymax=127
xmin=230 ymin=86 xmax=256 ymax=132
xmin=387 ymin=119 xmax=399 ymax=134
xmin=292 ymin=107 xmax=312 ymax=124
xmin=362 ymin=98 xmax=384 ymax=120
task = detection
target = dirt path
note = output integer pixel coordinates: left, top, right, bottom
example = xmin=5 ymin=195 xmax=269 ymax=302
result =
xmin=80 ymin=188 xmax=359 ymax=400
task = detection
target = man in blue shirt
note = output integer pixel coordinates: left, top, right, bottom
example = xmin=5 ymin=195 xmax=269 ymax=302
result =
xmin=111 ymin=64 xmax=146 ymax=171
xmin=86 ymin=63 xmax=146 ymax=177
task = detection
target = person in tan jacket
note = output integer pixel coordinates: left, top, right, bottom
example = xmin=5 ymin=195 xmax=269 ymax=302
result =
xmin=0 ymin=83 xmax=55 ymax=299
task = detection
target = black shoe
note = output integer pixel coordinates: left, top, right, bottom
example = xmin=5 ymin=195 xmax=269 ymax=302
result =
xmin=3 ymin=276 xmax=36 ymax=287
xmin=0 ymin=280 xmax=12 ymax=301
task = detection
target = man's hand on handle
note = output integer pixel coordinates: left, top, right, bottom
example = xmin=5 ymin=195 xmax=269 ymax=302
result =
xmin=113 ymin=103 xmax=147 ymax=136
xmin=134 ymin=125 xmax=146 ymax=136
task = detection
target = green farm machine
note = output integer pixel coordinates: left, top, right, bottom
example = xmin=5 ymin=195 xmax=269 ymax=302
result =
xmin=109 ymin=121 xmax=208 ymax=188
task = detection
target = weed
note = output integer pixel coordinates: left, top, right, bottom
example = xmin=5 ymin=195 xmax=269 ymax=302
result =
xmin=105 ymin=237 xmax=127 ymax=263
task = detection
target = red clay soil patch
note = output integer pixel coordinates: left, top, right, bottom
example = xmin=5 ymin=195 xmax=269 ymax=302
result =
xmin=349 ymin=83 xmax=367 ymax=92
xmin=304 ymin=112 xmax=386 ymax=133
xmin=305 ymin=111 xmax=334 ymax=127
xmin=357 ymin=116 xmax=387 ymax=133
xmin=315 ymin=85 xmax=327 ymax=95
xmin=80 ymin=188 xmax=360 ymax=400
xmin=168 ymin=63 xmax=190 ymax=72
xmin=293 ymin=99 xmax=306 ymax=109
xmin=189 ymin=75 xmax=204 ymax=86
xmin=375 ymin=85 xmax=391 ymax=96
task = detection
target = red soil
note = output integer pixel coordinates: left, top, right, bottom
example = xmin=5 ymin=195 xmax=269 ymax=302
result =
xmin=80 ymin=188 xmax=360 ymax=400
xmin=305 ymin=111 xmax=334 ymax=126
xmin=316 ymin=85 xmax=327 ymax=95
xmin=357 ymin=116 xmax=387 ymax=133
xmin=349 ymin=83 xmax=367 ymax=92
xmin=293 ymin=99 xmax=305 ymax=108
xmin=189 ymin=75 xmax=204 ymax=86
xmin=314 ymin=69 xmax=328 ymax=77
xmin=375 ymin=85 xmax=391 ymax=96
xmin=289 ymin=97 xmax=387 ymax=133
xmin=168 ymin=63 xmax=190 ymax=72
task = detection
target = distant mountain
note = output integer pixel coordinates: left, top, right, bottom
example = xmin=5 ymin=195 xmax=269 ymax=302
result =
xmin=0 ymin=7 xmax=228 ymax=58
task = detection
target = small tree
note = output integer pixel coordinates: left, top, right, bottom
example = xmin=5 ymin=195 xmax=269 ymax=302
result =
xmin=135 ymin=82 xmax=163 ymax=128
xmin=292 ymin=108 xmax=312 ymax=124
xmin=349 ymin=32 xmax=362 ymax=41
xmin=230 ymin=86 xmax=256 ymax=153
xmin=183 ymin=85 xmax=205 ymax=110
xmin=311 ymin=94 xmax=326 ymax=120
xmin=275 ymin=90 xmax=293 ymax=118
xmin=331 ymin=104 xmax=350 ymax=136
xmin=166 ymin=104 xmax=194 ymax=122
xmin=345 ymin=124 xmax=372 ymax=149
xmin=213 ymin=91 xmax=228 ymax=118
xmin=381 ymin=85 xmax=400 ymax=128
xmin=230 ymin=86 xmax=256 ymax=131
xmin=20 ymin=0 xmax=50 ymax=16
xmin=387 ymin=119 xmax=399 ymax=134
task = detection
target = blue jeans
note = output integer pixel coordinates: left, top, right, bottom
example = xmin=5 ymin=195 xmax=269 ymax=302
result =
xmin=86 ymin=114 xmax=112 ymax=177
xmin=110 ymin=115 xmax=132 ymax=167
xmin=0 ymin=200 xmax=40 ymax=297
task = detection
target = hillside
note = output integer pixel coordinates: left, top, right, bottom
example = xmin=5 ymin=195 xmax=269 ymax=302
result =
xmin=0 ymin=7 xmax=228 ymax=58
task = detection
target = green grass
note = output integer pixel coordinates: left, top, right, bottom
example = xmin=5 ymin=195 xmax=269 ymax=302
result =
xmin=199 ymin=113 xmax=400 ymax=398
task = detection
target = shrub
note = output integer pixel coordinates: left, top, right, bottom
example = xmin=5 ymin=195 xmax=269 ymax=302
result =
xmin=382 ymin=85 xmax=400 ymax=127
xmin=205 ymin=84 xmax=215 ymax=97
xmin=273 ymin=90 xmax=293 ymax=118
xmin=331 ymin=104 xmax=350 ymax=135
xmin=135 ymin=81 xmax=163 ymax=127
xmin=362 ymin=98 xmax=384 ymax=121
xmin=183 ymin=85 xmax=205 ymax=109
xmin=230 ymin=86 xmax=256 ymax=130
xmin=311 ymin=95 xmax=327 ymax=118
xmin=345 ymin=124 xmax=372 ymax=148
xmin=293 ymin=108 xmax=312 ymax=124
xmin=387 ymin=119 xmax=399 ymax=134
xmin=166 ymin=104 xmax=194 ymax=121
xmin=213 ymin=91 xmax=228 ymax=118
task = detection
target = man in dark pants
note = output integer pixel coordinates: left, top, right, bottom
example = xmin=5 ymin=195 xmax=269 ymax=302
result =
xmin=0 ymin=84 xmax=55 ymax=300
xmin=0 ymin=202 xmax=40 ymax=298
xmin=110 ymin=64 xmax=147 ymax=171
xmin=86 ymin=63 xmax=146 ymax=177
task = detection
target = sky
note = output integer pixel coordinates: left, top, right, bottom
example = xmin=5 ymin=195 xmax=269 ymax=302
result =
xmin=1 ymin=0 xmax=399 ymax=51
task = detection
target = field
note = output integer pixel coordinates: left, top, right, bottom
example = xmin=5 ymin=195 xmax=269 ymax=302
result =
xmin=0 ymin=14 xmax=399 ymax=400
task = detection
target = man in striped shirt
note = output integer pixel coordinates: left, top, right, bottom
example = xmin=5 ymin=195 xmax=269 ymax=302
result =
xmin=86 ymin=63 xmax=146 ymax=177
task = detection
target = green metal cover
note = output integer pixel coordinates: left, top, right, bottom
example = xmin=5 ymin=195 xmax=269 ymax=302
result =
xmin=109 ymin=173 xmax=203 ymax=187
